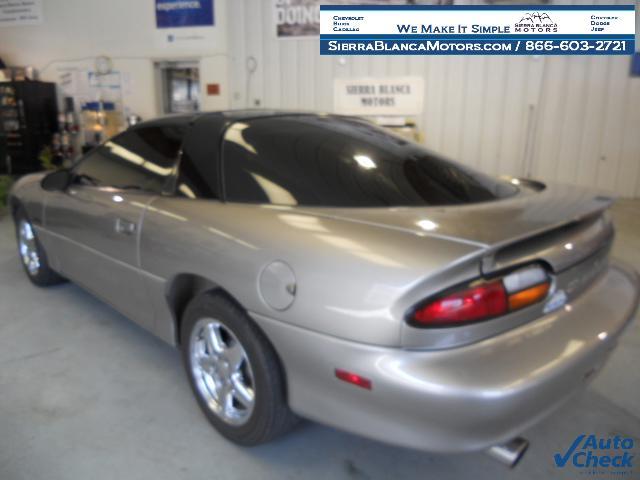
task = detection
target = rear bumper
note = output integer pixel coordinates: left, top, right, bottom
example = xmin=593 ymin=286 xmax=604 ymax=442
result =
xmin=253 ymin=262 xmax=640 ymax=453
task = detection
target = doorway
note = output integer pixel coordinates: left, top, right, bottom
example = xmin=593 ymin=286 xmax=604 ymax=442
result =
xmin=155 ymin=61 xmax=200 ymax=115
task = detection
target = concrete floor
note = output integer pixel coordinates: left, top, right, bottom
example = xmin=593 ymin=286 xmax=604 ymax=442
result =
xmin=0 ymin=200 xmax=638 ymax=480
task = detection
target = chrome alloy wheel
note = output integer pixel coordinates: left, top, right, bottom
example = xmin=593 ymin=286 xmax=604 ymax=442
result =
xmin=18 ymin=220 xmax=40 ymax=276
xmin=189 ymin=318 xmax=256 ymax=425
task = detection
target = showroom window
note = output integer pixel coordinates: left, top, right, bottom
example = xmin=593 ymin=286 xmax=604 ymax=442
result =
xmin=73 ymin=126 xmax=186 ymax=193
xmin=222 ymin=116 xmax=517 ymax=207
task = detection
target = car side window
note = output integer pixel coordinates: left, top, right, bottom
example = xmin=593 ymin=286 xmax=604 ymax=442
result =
xmin=173 ymin=116 xmax=222 ymax=199
xmin=73 ymin=126 xmax=186 ymax=193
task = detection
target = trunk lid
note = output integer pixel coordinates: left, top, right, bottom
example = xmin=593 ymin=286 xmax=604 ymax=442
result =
xmin=299 ymin=182 xmax=615 ymax=273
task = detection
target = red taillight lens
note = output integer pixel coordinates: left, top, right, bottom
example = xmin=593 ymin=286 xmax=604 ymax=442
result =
xmin=410 ymin=265 xmax=552 ymax=327
xmin=412 ymin=279 xmax=508 ymax=326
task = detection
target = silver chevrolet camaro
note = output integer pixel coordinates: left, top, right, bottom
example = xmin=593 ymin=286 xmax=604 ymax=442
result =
xmin=8 ymin=111 xmax=640 ymax=466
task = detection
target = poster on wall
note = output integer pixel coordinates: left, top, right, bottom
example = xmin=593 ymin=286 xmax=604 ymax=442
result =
xmin=155 ymin=0 xmax=216 ymax=49
xmin=275 ymin=0 xmax=426 ymax=38
xmin=334 ymin=77 xmax=424 ymax=116
xmin=632 ymin=53 xmax=640 ymax=77
xmin=156 ymin=0 xmax=214 ymax=28
xmin=0 ymin=0 xmax=43 ymax=27
xmin=57 ymin=68 xmax=128 ymax=109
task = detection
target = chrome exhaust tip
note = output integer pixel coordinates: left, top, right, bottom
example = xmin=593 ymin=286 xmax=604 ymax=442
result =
xmin=486 ymin=437 xmax=529 ymax=468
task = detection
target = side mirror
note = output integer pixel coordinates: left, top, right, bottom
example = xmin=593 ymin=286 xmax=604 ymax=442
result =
xmin=41 ymin=169 xmax=73 ymax=192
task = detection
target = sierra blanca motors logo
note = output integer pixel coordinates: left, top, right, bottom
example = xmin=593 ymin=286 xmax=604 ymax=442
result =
xmin=515 ymin=12 xmax=558 ymax=33
xmin=554 ymin=434 xmax=635 ymax=475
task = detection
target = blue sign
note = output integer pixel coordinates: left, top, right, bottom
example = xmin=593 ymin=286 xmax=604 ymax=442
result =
xmin=632 ymin=52 xmax=640 ymax=77
xmin=156 ymin=0 xmax=214 ymax=29
xmin=319 ymin=5 xmax=636 ymax=56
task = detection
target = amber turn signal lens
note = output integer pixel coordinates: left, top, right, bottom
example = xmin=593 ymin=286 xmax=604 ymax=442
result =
xmin=508 ymin=282 xmax=550 ymax=311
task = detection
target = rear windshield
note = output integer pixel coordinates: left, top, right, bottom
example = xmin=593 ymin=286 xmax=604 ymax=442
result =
xmin=222 ymin=115 xmax=518 ymax=207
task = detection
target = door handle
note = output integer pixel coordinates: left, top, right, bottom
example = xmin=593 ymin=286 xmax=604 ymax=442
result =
xmin=115 ymin=218 xmax=136 ymax=235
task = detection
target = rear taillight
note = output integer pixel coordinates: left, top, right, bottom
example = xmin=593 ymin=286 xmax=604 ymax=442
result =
xmin=413 ymin=279 xmax=507 ymax=325
xmin=508 ymin=282 xmax=550 ymax=310
xmin=410 ymin=265 xmax=551 ymax=327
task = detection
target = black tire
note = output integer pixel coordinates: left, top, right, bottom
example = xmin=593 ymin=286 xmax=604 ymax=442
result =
xmin=181 ymin=292 xmax=298 ymax=445
xmin=14 ymin=208 xmax=66 ymax=287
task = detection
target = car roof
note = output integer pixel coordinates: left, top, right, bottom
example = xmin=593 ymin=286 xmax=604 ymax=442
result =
xmin=131 ymin=110 xmax=344 ymax=130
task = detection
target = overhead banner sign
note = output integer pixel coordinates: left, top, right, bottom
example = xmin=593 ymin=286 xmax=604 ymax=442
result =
xmin=632 ymin=53 xmax=640 ymax=77
xmin=631 ymin=52 xmax=640 ymax=77
xmin=334 ymin=77 xmax=424 ymax=116
xmin=155 ymin=0 xmax=215 ymax=49
xmin=0 ymin=0 xmax=43 ymax=27
xmin=320 ymin=5 xmax=636 ymax=55
xmin=275 ymin=0 xmax=418 ymax=38
xmin=156 ymin=0 xmax=214 ymax=28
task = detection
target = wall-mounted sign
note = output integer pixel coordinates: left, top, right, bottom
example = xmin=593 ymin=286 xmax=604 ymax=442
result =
xmin=156 ymin=0 xmax=214 ymax=29
xmin=155 ymin=0 xmax=216 ymax=48
xmin=275 ymin=0 xmax=417 ymax=38
xmin=334 ymin=76 xmax=424 ymax=116
xmin=275 ymin=0 xmax=319 ymax=38
xmin=632 ymin=53 xmax=640 ymax=77
xmin=320 ymin=5 xmax=635 ymax=56
xmin=0 ymin=0 xmax=43 ymax=27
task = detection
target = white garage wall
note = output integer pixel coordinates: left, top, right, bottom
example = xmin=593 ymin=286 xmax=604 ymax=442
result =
xmin=228 ymin=0 xmax=640 ymax=197
xmin=0 ymin=0 xmax=231 ymax=120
